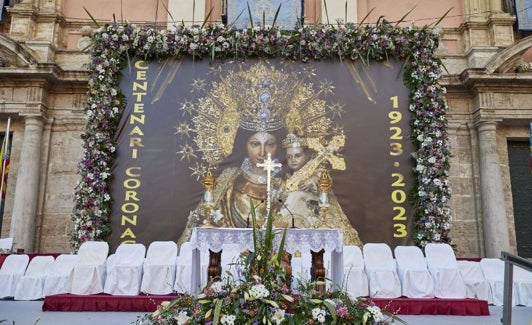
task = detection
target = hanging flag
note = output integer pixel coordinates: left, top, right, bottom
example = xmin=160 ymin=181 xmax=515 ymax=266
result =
xmin=0 ymin=136 xmax=10 ymax=200
xmin=0 ymin=118 xmax=9 ymax=236
xmin=0 ymin=117 xmax=11 ymax=206
xmin=0 ymin=0 xmax=4 ymax=23
xmin=0 ymin=137 xmax=4 ymax=178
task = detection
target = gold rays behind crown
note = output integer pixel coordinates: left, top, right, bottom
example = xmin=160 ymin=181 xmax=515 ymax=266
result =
xmin=186 ymin=60 xmax=343 ymax=173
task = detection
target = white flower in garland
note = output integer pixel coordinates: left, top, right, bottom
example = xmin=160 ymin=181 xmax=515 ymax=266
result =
xmin=220 ymin=314 xmax=236 ymax=325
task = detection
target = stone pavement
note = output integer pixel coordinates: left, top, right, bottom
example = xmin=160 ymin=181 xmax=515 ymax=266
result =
xmin=0 ymin=300 xmax=531 ymax=325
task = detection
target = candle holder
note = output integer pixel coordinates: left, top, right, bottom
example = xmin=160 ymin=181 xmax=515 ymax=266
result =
xmin=317 ymin=169 xmax=332 ymax=229
xmin=201 ymin=169 xmax=216 ymax=227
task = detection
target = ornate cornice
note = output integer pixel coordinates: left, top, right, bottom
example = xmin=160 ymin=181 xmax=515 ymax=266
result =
xmin=485 ymin=36 xmax=532 ymax=73
xmin=0 ymin=34 xmax=38 ymax=67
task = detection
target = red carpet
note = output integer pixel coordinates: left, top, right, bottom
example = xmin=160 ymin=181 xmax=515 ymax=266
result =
xmin=370 ymin=297 xmax=490 ymax=315
xmin=42 ymin=294 xmax=490 ymax=315
xmin=42 ymin=294 xmax=178 ymax=312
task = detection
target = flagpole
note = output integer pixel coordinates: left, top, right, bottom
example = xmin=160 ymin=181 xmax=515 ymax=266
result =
xmin=0 ymin=117 xmax=11 ymax=212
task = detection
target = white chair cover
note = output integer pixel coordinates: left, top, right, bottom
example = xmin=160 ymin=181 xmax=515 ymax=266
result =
xmin=479 ymin=258 xmax=518 ymax=306
xmin=43 ymin=254 xmax=79 ymax=296
xmin=0 ymin=238 xmax=14 ymax=253
xmin=69 ymin=241 xmax=109 ymax=295
xmin=106 ymin=254 xmax=116 ymax=270
xmin=394 ymin=246 xmax=434 ymax=298
xmin=0 ymin=254 xmax=29 ymax=298
xmin=140 ymin=241 xmax=177 ymax=295
xmin=363 ymin=243 xmax=401 ymax=298
xmin=14 ymin=255 xmax=55 ymax=300
xmin=104 ymin=243 xmax=146 ymax=295
xmin=174 ymin=242 xmax=193 ymax=293
xmin=514 ymin=265 xmax=532 ymax=306
xmin=424 ymin=243 xmax=467 ymax=298
xmin=457 ymin=260 xmax=492 ymax=303
xmin=342 ymin=245 xmax=369 ymax=297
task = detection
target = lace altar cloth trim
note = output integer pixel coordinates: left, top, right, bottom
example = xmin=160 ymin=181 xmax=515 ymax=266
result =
xmin=190 ymin=228 xmax=343 ymax=254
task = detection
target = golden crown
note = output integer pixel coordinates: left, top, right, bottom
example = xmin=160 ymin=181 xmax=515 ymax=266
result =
xmin=185 ymin=60 xmax=343 ymax=171
xmin=227 ymin=62 xmax=297 ymax=132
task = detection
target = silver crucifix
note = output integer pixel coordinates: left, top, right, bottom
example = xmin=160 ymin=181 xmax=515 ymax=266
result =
xmin=256 ymin=152 xmax=282 ymax=218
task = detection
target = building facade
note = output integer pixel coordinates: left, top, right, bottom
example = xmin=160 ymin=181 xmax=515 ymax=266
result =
xmin=0 ymin=0 xmax=530 ymax=257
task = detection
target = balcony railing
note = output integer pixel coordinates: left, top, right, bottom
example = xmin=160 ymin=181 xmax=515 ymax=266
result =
xmin=501 ymin=251 xmax=532 ymax=325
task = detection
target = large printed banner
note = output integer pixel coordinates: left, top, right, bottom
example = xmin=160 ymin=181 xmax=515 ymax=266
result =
xmin=109 ymin=59 xmax=415 ymax=251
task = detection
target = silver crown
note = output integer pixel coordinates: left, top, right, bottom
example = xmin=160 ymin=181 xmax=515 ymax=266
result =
xmin=282 ymin=133 xmax=307 ymax=148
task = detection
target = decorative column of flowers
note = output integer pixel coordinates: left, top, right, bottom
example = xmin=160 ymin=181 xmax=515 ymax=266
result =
xmin=70 ymin=24 xmax=135 ymax=251
xmin=403 ymin=29 xmax=452 ymax=247
xmin=71 ymin=21 xmax=452 ymax=251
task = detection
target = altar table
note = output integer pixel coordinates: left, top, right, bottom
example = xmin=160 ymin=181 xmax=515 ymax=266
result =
xmin=189 ymin=227 xmax=343 ymax=294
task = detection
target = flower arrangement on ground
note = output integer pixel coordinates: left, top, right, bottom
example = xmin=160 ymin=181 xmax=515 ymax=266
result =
xmin=137 ymin=204 xmax=405 ymax=325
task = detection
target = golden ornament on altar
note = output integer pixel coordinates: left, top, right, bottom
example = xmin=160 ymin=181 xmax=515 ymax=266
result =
xmin=318 ymin=168 xmax=333 ymax=193
xmin=201 ymin=169 xmax=217 ymax=192
xmin=201 ymin=169 xmax=217 ymax=227
xmin=317 ymin=169 xmax=332 ymax=228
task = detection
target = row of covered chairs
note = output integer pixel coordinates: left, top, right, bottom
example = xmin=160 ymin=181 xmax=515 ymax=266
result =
xmin=0 ymin=240 xmax=245 ymax=300
xmin=0 ymin=254 xmax=74 ymax=300
xmin=338 ymin=243 xmax=532 ymax=306
xmin=354 ymin=243 xmax=466 ymax=299
xmin=70 ymin=241 xmax=244 ymax=295
xmin=69 ymin=241 xmax=179 ymax=296
xmin=0 ymin=241 xmax=180 ymax=299
xmin=1 ymin=241 xmax=531 ymax=305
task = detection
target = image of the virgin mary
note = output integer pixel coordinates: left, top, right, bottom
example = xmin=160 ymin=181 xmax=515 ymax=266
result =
xmin=177 ymin=61 xmax=362 ymax=247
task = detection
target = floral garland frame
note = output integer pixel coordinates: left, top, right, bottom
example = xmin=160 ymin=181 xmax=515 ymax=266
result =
xmin=71 ymin=22 xmax=452 ymax=251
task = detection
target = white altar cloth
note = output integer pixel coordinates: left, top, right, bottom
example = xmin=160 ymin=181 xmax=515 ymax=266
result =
xmin=189 ymin=227 xmax=343 ymax=294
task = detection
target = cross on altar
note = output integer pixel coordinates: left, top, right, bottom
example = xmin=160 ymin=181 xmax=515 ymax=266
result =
xmin=257 ymin=152 xmax=282 ymax=218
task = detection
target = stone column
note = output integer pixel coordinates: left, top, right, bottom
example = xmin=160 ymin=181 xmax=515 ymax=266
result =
xmin=9 ymin=116 xmax=44 ymax=253
xmin=476 ymin=121 xmax=511 ymax=257
xmin=490 ymin=0 xmax=503 ymax=12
